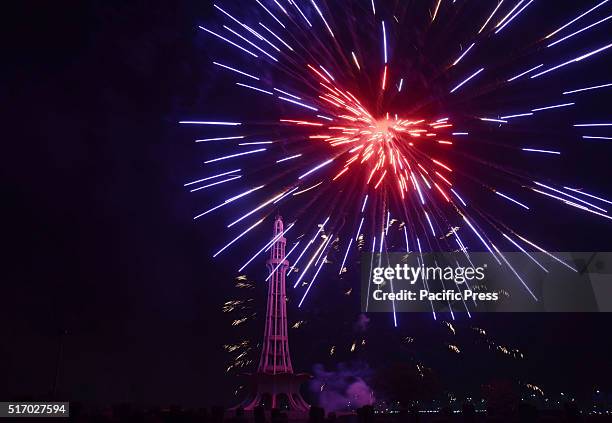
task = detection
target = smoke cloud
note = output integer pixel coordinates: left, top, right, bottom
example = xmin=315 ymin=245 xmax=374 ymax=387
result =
xmin=353 ymin=313 xmax=371 ymax=332
xmin=309 ymin=362 xmax=374 ymax=412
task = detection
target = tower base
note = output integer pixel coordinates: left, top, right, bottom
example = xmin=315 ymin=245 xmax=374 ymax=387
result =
xmin=236 ymin=372 xmax=311 ymax=412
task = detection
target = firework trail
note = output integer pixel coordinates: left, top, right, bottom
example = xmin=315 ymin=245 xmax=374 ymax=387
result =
xmin=182 ymin=0 xmax=612 ymax=322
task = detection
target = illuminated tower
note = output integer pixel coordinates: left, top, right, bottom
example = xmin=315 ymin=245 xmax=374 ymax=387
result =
xmin=238 ymin=215 xmax=310 ymax=412
xmin=259 ymin=215 xmax=292 ymax=373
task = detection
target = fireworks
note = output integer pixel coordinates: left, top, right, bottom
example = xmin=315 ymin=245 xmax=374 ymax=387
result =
xmin=224 ymin=340 xmax=254 ymax=372
xmin=472 ymin=326 xmax=524 ymax=360
xmin=447 ymin=344 xmax=461 ymax=354
xmin=184 ymin=0 xmax=612 ymax=322
xmin=445 ymin=321 xmax=456 ymax=335
xmin=526 ymin=383 xmax=545 ymax=396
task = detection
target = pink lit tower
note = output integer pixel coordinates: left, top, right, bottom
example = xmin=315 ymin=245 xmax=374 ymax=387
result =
xmin=238 ymin=215 xmax=310 ymax=412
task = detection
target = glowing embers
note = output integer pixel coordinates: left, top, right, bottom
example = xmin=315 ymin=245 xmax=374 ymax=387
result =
xmin=322 ymin=107 xmax=455 ymax=200
xmin=285 ymin=74 xmax=457 ymax=200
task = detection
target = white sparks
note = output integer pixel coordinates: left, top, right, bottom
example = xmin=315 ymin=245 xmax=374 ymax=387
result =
xmin=450 ymin=68 xmax=484 ymax=93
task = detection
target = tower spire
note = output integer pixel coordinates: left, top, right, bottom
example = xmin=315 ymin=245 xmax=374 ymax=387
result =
xmin=259 ymin=215 xmax=292 ymax=373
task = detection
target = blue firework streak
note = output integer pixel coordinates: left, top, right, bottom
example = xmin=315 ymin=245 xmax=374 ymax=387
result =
xmin=181 ymin=0 xmax=612 ymax=324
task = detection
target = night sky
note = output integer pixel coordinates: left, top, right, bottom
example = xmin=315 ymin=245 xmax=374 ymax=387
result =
xmin=3 ymin=0 xmax=612 ymax=408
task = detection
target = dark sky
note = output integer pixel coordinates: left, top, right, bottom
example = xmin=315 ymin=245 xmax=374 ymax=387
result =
xmin=3 ymin=0 xmax=612 ymax=408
